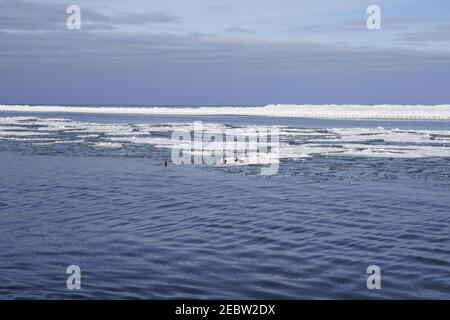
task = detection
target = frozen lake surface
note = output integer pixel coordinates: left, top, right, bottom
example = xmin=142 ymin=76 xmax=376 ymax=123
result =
xmin=0 ymin=111 xmax=449 ymax=299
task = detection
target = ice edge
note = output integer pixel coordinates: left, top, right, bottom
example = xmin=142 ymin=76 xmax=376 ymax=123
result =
xmin=1 ymin=104 xmax=450 ymax=120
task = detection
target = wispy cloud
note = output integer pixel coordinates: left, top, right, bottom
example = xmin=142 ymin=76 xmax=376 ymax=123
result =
xmin=1 ymin=0 xmax=450 ymax=104
xmin=0 ymin=0 xmax=181 ymax=31
xmin=400 ymin=24 xmax=450 ymax=42
xmin=83 ymin=11 xmax=181 ymax=26
xmin=223 ymin=27 xmax=256 ymax=34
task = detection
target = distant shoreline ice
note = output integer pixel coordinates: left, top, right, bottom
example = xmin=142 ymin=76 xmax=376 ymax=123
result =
xmin=1 ymin=104 xmax=450 ymax=120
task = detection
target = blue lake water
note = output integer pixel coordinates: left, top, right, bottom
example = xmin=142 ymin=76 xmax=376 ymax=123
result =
xmin=0 ymin=112 xmax=449 ymax=299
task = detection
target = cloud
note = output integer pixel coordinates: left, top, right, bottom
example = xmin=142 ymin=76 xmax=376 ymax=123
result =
xmin=223 ymin=27 xmax=255 ymax=34
xmin=1 ymin=0 xmax=450 ymax=105
xmin=1 ymin=28 xmax=450 ymax=105
xmin=286 ymin=17 xmax=441 ymax=34
xmin=0 ymin=0 xmax=181 ymax=31
xmin=0 ymin=0 xmax=65 ymax=31
xmin=287 ymin=21 xmax=361 ymax=34
xmin=82 ymin=10 xmax=181 ymax=26
xmin=1 ymin=26 xmax=449 ymax=77
xmin=400 ymin=24 xmax=450 ymax=42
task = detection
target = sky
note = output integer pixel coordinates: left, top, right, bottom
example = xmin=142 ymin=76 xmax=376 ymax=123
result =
xmin=1 ymin=0 xmax=450 ymax=105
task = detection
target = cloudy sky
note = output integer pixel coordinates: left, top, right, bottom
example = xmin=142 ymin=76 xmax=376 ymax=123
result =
xmin=1 ymin=0 xmax=450 ymax=105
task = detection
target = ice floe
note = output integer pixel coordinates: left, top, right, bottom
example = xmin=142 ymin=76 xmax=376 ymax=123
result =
xmin=1 ymin=104 xmax=450 ymax=120
xmin=0 ymin=116 xmax=449 ymax=161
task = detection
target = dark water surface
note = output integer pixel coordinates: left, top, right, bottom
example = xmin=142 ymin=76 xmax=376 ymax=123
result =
xmin=0 ymin=112 xmax=449 ymax=299
xmin=0 ymin=151 xmax=449 ymax=299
